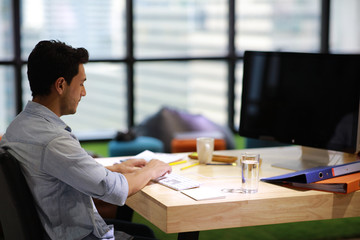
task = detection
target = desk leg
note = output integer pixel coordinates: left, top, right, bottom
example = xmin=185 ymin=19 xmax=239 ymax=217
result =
xmin=177 ymin=231 xmax=199 ymax=240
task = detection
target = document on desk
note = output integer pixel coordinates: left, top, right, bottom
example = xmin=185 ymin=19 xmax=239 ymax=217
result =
xmin=95 ymin=150 xmax=187 ymax=166
xmin=261 ymin=160 xmax=360 ymax=184
xmin=95 ymin=156 xmax=129 ymax=166
xmin=181 ymin=188 xmax=226 ymax=201
xmin=133 ymin=150 xmax=187 ymax=164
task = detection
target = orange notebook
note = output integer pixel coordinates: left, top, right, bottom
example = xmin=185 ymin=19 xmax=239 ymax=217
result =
xmin=286 ymin=172 xmax=360 ymax=194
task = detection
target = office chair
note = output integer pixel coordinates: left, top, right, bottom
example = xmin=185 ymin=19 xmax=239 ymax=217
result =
xmin=0 ymin=147 xmax=46 ymax=240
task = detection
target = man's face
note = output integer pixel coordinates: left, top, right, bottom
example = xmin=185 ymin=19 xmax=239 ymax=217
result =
xmin=60 ymin=64 xmax=87 ymax=115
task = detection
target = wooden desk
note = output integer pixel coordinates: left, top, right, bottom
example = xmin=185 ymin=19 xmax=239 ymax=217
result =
xmin=125 ymin=146 xmax=360 ymax=240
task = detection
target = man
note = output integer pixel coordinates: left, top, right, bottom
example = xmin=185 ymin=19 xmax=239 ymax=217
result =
xmin=0 ymin=40 xmax=172 ymax=240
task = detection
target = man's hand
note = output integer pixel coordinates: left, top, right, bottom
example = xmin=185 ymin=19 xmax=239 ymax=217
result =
xmin=106 ymin=158 xmax=172 ymax=196
xmin=145 ymin=159 xmax=172 ymax=180
xmin=123 ymin=159 xmax=172 ymax=196
xmin=106 ymin=158 xmax=146 ymax=173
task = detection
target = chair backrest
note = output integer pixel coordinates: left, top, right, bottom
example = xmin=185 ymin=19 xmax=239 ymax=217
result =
xmin=0 ymin=147 xmax=45 ymax=240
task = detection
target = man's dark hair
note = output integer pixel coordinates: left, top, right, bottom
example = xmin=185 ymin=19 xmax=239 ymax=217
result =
xmin=27 ymin=40 xmax=89 ymax=97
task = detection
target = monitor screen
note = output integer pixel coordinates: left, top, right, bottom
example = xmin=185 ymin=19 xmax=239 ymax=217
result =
xmin=239 ymin=51 xmax=360 ymax=156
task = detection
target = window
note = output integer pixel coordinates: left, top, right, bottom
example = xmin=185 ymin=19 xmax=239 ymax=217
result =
xmin=135 ymin=61 xmax=228 ymax=125
xmin=21 ymin=0 xmax=126 ymax=59
xmin=330 ymin=0 xmax=360 ymax=53
xmin=0 ymin=0 xmax=15 ymax=133
xmin=1 ymin=0 xmax=351 ymax=142
xmin=236 ymin=0 xmax=321 ymax=53
xmin=0 ymin=0 xmax=13 ymax=61
xmin=0 ymin=67 xmax=15 ymax=131
xmin=134 ymin=0 xmax=227 ymax=58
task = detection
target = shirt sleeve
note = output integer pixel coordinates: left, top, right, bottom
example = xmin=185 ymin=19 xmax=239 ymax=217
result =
xmin=42 ymin=135 xmax=129 ymax=206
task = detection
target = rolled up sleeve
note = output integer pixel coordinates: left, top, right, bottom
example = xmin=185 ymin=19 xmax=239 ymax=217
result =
xmin=43 ymin=135 xmax=128 ymax=206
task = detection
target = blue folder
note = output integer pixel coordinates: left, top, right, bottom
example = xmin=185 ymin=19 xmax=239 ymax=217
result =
xmin=261 ymin=160 xmax=360 ymax=184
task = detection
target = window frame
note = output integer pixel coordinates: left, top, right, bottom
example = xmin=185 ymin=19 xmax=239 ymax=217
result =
xmin=3 ymin=0 xmax=331 ymax=141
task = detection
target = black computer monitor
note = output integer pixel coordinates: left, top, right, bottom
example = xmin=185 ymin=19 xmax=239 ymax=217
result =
xmin=239 ymin=51 xmax=360 ymax=170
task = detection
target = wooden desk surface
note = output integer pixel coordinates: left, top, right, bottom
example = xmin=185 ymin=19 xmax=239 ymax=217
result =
xmin=125 ymin=146 xmax=360 ymax=234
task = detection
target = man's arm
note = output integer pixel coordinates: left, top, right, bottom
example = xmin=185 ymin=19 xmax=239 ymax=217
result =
xmin=107 ymin=159 xmax=172 ymax=196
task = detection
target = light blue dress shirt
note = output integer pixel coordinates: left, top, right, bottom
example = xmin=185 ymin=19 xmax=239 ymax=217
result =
xmin=0 ymin=101 xmax=131 ymax=240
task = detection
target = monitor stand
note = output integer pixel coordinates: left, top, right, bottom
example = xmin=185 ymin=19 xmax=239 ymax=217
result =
xmin=272 ymin=146 xmax=357 ymax=171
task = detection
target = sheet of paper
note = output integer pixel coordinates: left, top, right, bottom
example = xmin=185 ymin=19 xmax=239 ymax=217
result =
xmin=132 ymin=150 xmax=187 ymax=164
xmin=95 ymin=156 xmax=128 ymax=166
xmin=181 ymin=188 xmax=226 ymax=201
xmin=95 ymin=150 xmax=187 ymax=166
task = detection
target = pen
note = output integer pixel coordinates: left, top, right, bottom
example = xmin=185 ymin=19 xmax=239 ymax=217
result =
xmin=169 ymin=160 xmax=187 ymax=166
xmin=188 ymin=153 xmax=237 ymax=163
xmin=206 ymin=163 xmax=235 ymax=166
xmin=180 ymin=162 xmax=199 ymax=170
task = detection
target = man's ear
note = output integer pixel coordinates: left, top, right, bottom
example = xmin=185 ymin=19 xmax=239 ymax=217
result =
xmin=54 ymin=77 xmax=66 ymax=94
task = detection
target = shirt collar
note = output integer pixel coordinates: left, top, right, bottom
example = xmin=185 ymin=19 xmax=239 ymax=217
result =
xmin=24 ymin=101 xmax=69 ymax=131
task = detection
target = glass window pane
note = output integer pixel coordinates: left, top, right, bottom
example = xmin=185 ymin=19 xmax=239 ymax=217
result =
xmin=0 ymin=66 xmax=16 ymax=133
xmin=330 ymin=0 xmax=360 ymax=53
xmin=21 ymin=65 xmax=32 ymax=105
xmin=135 ymin=61 xmax=228 ymax=126
xmin=134 ymin=0 xmax=228 ymax=58
xmin=236 ymin=0 xmax=321 ymax=52
xmin=22 ymin=63 xmax=127 ymax=138
xmin=21 ymin=0 xmax=126 ymax=60
xmin=234 ymin=61 xmax=243 ymax=131
xmin=0 ymin=0 xmax=14 ymax=60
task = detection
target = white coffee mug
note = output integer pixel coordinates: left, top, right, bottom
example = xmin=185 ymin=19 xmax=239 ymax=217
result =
xmin=196 ymin=137 xmax=214 ymax=164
